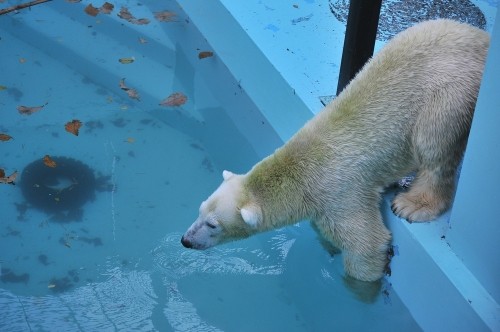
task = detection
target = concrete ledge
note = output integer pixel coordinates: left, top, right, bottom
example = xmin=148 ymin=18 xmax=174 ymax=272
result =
xmin=383 ymin=195 xmax=499 ymax=331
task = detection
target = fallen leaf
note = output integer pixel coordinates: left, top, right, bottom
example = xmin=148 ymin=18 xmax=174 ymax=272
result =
xmin=84 ymin=4 xmax=99 ymax=16
xmin=125 ymin=137 xmax=135 ymax=143
xmin=118 ymin=7 xmax=150 ymax=25
xmin=0 ymin=133 xmax=13 ymax=141
xmin=160 ymin=92 xmax=187 ymax=107
xmin=19 ymin=58 xmax=27 ymax=64
xmin=17 ymin=102 xmax=48 ymax=115
xmin=0 ymin=169 xmax=18 ymax=185
xmin=198 ymin=51 xmax=214 ymax=59
xmin=0 ymin=85 xmax=7 ymax=91
xmin=65 ymin=119 xmax=83 ymax=136
xmin=119 ymin=78 xmax=140 ymax=100
xmin=138 ymin=37 xmax=147 ymax=44
xmin=133 ymin=18 xmax=150 ymax=25
xmin=43 ymin=155 xmax=57 ymax=168
xmin=126 ymin=89 xmax=140 ymax=100
xmin=154 ymin=10 xmax=176 ymax=22
xmin=117 ymin=7 xmax=133 ymax=20
xmin=100 ymin=2 xmax=114 ymax=14
xmin=118 ymin=57 xmax=135 ymax=64
xmin=118 ymin=78 xmax=127 ymax=90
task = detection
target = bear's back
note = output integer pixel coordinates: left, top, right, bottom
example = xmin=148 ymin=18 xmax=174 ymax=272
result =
xmin=290 ymin=19 xmax=490 ymax=189
xmin=343 ymin=19 xmax=489 ymax=116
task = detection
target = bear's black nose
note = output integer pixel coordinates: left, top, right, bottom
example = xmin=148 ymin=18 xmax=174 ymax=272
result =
xmin=181 ymin=236 xmax=192 ymax=248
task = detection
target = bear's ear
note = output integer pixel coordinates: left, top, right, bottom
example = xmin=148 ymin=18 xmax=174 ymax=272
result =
xmin=222 ymin=170 xmax=235 ymax=181
xmin=240 ymin=204 xmax=262 ymax=228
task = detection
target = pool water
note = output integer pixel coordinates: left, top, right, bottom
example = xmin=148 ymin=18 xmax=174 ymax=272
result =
xmin=0 ymin=1 xmax=423 ymax=331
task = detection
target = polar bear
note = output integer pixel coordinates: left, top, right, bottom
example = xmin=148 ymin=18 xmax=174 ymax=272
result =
xmin=181 ymin=20 xmax=489 ymax=281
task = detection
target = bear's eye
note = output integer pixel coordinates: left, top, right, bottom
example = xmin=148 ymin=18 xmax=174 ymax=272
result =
xmin=206 ymin=221 xmax=217 ymax=229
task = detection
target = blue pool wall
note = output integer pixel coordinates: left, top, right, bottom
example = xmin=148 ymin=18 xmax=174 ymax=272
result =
xmin=176 ymin=0 xmax=314 ymax=146
xmin=179 ymin=1 xmax=500 ymax=331
xmin=450 ymin=9 xmax=500 ymax=305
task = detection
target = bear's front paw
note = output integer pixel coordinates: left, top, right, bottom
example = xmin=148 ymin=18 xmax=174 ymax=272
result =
xmin=391 ymin=192 xmax=443 ymax=222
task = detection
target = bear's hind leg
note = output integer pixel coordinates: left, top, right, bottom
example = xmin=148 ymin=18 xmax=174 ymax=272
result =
xmin=392 ymin=95 xmax=472 ymax=222
xmin=391 ymin=167 xmax=456 ymax=222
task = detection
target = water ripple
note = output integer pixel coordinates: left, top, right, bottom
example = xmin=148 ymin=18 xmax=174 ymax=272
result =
xmin=0 ymin=270 xmax=156 ymax=332
xmin=151 ymin=232 xmax=297 ymax=279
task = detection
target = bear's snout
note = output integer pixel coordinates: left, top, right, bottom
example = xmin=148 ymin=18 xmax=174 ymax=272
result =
xmin=180 ymin=235 xmax=193 ymax=248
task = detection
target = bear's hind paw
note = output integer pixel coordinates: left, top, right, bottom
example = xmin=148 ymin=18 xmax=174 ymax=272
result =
xmin=391 ymin=192 xmax=445 ymax=222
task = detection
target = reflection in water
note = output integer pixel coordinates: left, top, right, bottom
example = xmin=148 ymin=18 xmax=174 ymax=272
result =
xmin=152 ymin=232 xmax=298 ymax=330
xmin=0 ymin=269 xmax=156 ymax=331
xmin=0 ymin=231 xmax=300 ymax=331
xmin=164 ymin=281 xmax=223 ymax=332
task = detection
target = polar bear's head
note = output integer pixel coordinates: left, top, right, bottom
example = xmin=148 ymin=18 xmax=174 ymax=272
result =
xmin=181 ymin=170 xmax=263 ymax=250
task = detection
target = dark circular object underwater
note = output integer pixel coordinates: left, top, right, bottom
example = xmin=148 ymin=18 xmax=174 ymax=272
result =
xmin=329 ymin=0 xmax=487 ymax=41
xmin=20 ymin=156 xmax=96 ymax=213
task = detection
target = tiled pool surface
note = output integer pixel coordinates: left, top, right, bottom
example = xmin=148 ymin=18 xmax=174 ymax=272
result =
xmin=0 ymin=0 xmax=499 ymax=331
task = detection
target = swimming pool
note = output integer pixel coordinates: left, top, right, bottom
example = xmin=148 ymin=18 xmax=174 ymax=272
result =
xmin=0 ymin=1 xmax=498 ymax=331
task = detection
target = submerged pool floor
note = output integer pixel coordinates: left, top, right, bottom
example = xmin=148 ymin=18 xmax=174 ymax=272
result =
xmin=0 ymin=1 xmax=423 ymax=331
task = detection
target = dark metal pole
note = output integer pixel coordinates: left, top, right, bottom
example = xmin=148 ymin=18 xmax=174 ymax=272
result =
xmin=336 ymin=0 xmax=382 ymax=95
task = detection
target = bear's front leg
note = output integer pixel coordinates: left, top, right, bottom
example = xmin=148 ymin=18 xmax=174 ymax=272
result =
xmin=342 ymin=245 xmax=390 ymax=282
xmin=318 ymin=206 xmax=392 ymax=282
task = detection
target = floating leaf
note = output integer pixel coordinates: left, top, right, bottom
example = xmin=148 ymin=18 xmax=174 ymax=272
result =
xmin=154 ymin=10 xmax=176 ymax=22
xmin=100 ymin=2 xmax=114 ymax=14
xmin=84 ymin=2 xmax=113 ymax=16
xmin=134 ymin=18 xmax=150 ymax=25
xmin=17 ymin=102 xmax=48 ymax=115
xmin=198 ymin=51 xmax=214 ymax=59
xmin=118 ymin=78 xmax=128 ymax=90
xmin=43 ymin=155 xmax=57 ymax=168
xmin=19 ymin=58 xmax=27 ymax=64
xmin=126 ymin=89 xmax=140 ymax=100
xmin=125 ymin=137 xmax=135 ymax=143
xmin=119 ymin=78 xmax=140 ymax=100
xmin=84 ymin=4 xmax=99 ymax=16
xmin=117 ymin=6 xmax=133 ymax=20
xmin=0 ymin=133 xmax=13 ymax=141
xmin=159 ymin=92 xmax=187 ymax=107
xmin=0 ymin=85 xmax=7 ymax=91
xmin=118 ymin=57 xmax=135 ymax=64
xmin=118 ymin=7 xmax=150 ymax=25
xmin=138 ymin=37 xmax=147 ymax=44
xmin=65 ymin=119 xmax=83 ymax=136
xmin=0 ymin=169 xmax=18 ymax=185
